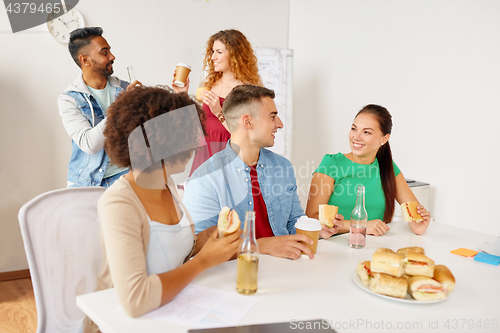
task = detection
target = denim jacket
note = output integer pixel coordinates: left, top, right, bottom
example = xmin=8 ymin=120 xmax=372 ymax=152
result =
xmin=183 ymin=141 xmax=305 ymax=235
xmin=58 ymin=75 xmax=128 ymax=187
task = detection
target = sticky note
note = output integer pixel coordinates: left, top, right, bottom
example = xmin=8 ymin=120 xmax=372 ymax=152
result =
xmin=474 ymin=252 xmax=500 ymax=265
xmin=451 ymin=248 xmax=479 ymax=257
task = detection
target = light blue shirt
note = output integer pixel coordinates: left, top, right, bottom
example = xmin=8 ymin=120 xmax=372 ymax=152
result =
xmin=183 ymin=141 xmax=304 ymax=235
xmin=87 ymin=81 xmax=128 ymax=179
xmin=87 ymin=81 xmax=113 ymax=115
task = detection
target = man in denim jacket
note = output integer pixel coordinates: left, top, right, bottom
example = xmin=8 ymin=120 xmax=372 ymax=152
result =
xmin=184 ymin=85 xmax=343 ymax=259
xmin=58 ymin=27 xmax=140 ymax=187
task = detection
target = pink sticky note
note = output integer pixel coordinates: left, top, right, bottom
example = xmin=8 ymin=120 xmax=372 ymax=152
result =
xmin=451 ymin=248 xmax=479 ymax=257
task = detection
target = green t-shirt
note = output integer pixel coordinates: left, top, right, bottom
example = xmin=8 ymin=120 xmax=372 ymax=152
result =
xmin=314 ymin=153 xmax=401 ymax=221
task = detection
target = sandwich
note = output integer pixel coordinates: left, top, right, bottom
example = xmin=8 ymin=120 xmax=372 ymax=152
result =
xmin=401 ymin=202 xmax=423 ymax=223
xmin=375 ymin=247 xmax=396 ymax=254
xmin=433 ymin=265 xmax=455 ymax=293
xmin=403 ymin=251 xmax=435 ymax=277
xmin=370 ymin=252 xmax=405 ymax=277
xmin=319 ymin=204 xmax=338 ymax=228
xmin=408 ymin=276 xmax=446 ymax=301
xmin=397 ymin=246 xmax=425 ymax=256
xmin=356 ymin=261 xmax=372 ymax=285
xmin=369 ymin=272 xmax=408 ymax=299
xmin=217 ymin=207 xmax=241 ymax=238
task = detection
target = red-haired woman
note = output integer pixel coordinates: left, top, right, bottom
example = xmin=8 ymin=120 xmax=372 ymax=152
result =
xmin=192 ymin=29 xmax=263 ymax=173
xmin=305 ymin=105 xmax=431 ymax=236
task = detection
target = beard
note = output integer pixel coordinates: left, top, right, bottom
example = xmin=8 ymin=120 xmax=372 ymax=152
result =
xmin=91 ymin=59 xmax=114 ymax=76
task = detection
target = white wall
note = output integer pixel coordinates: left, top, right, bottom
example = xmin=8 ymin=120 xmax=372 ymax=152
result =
xmin=0 ymin=0 xmax=290 ymax=273
xmin=289 ymin=0 xmax=500 ymax=234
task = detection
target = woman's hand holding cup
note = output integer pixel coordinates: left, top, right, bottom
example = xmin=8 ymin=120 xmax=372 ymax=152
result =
xmin=201 ymin=90 xmax=222 ymax=115
xmin=171 ymin=70 xmax=190 ymax=94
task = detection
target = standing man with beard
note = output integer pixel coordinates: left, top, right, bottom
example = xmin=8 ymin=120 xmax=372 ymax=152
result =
xmin=58 ymin=27 xmax=140 ymax=188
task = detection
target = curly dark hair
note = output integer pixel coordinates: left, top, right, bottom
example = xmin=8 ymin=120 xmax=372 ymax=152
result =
xmin=68 ymin=27 xmax=103 ymax=67
xmin=104 ymin=86 xmax=206 ymax=172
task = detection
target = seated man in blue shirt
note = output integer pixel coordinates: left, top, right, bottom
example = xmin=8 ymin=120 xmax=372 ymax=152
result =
xmin=183 ymin=85 xmax=343 ymax=260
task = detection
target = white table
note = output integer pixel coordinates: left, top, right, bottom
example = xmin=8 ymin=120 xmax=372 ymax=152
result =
xmin=77 ymin=221 xmax=500 ymax=333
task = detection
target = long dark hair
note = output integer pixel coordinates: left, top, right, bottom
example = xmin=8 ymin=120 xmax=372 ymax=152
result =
xmin=356 ymin=104 xmax=396 ymax=223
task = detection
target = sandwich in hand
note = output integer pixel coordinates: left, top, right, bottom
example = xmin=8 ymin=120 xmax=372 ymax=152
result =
xmin=401 ymin=202 xmax=423 ymax=223
xmin=397 ymin=246 xmax=425 ymax=256
xmin=408 ymin=276 xmax=446 ymax=301
xmin=356 ymin=261 xmax=372 ymax=285
xmin=217 ymin=207 xmax=240 ymax=238
xmin=369 ymin=272 xmax=408 ymax=299
xmin=403 ymin=251 xmax=435 ymax=277
xmin=370 ymin=252 xmax=405 ymax=277
xmin=318 ymin=204 xmax=338 ymax=228
xmin=433 ymin=265 xmax=455 ymax=293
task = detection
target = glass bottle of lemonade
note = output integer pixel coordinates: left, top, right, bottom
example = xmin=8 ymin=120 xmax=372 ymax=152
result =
xmin=236 ymin=211 xmax=259 ymax=295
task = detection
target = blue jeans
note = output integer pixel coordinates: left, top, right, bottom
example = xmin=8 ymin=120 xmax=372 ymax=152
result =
xmin=68 ymin=169 xmax=129 ymax=188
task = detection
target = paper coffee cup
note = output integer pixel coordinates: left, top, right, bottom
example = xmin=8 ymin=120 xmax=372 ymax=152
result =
xmin=174 ymin=63 xmax=191 ymax=87
xmin=295 ymin=216 xmax=322 ymax=255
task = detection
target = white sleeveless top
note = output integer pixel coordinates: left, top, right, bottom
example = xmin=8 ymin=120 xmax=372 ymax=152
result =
xmin=146 ymin=188 xmax=195 ymax=276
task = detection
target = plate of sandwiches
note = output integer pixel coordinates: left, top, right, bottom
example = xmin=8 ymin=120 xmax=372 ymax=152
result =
xmin=354 ymin=247 xmax=456 ymax=303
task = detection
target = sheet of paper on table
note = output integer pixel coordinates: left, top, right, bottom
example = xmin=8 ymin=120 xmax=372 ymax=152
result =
xmin=114 ymin=284 xmax=259 ymax=328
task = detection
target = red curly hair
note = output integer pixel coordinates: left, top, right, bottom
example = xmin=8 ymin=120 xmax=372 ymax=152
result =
xmin=203 ymin=30 xmax=262 ymax=89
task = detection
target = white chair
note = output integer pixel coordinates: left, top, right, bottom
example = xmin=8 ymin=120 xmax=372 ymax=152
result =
xmin=18 ymin=187 xmax=106 ymax=333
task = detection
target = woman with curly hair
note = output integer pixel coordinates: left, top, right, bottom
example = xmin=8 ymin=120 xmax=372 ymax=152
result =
xmin=83 ymin=86 xmax=241 ymax=333
xmin=190 ymin=29 xmax=263 ymax=174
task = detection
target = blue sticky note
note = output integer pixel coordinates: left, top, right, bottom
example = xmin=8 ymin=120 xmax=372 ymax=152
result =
xmin=474 ymin=252 xmax=500 ymax=265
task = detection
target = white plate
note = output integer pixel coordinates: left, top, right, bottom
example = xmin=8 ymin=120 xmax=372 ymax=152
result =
xmin=352 ymin=273 xmax=451 ymax=304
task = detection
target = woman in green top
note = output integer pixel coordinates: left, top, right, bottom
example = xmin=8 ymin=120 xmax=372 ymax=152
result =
xmin=306 ymin=104 xmax=430 ymax=236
